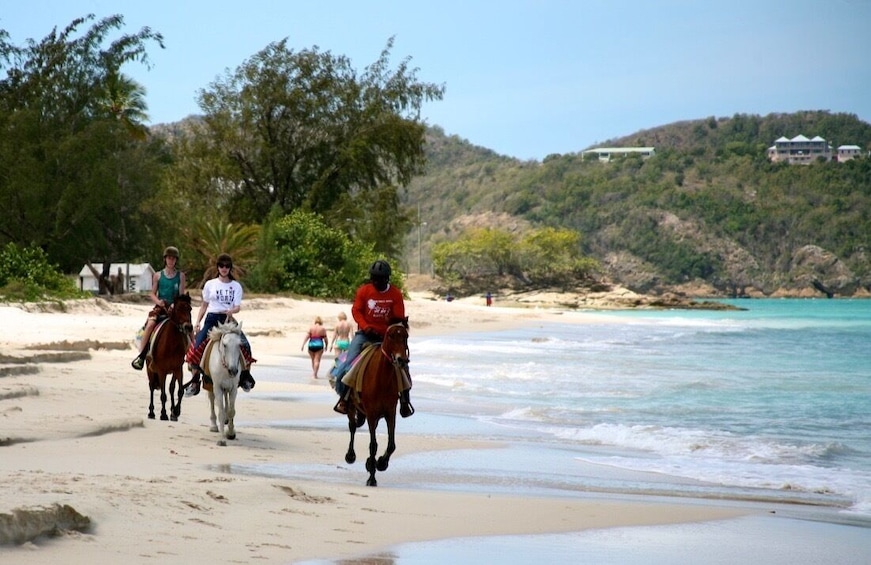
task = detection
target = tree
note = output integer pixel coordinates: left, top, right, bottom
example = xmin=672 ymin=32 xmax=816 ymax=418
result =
xmin=186 ymin=221 xmax=261 ymax=287
xmin=0 ymin=15 xmax=165 ymax=271
xmin=97 ymin=70 xmax=149 ymax=141
xmin=194 ymin=37 xmax=444 ymax=253
xmin=431 ymin=226 xmax=597 ymax=288
xmin=519 ymin=227 xmax=598 ymax=283
xmin=251 ymin=209 xmax=382 ymax=298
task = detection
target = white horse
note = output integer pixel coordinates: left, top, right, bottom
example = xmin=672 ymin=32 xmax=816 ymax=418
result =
xmin=206 ymin=321 xmax=243 ymax=445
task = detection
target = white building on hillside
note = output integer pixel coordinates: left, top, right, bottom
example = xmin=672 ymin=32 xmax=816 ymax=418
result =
xmin=837 ymin=145 xmax=864 ymax=161
xmin=767 ymin=134 xmax=833 ymax=164
xmin=583 ymin=147 xmax=656 ymax=162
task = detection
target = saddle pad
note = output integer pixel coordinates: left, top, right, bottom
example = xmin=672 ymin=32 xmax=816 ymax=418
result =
xmin=145 ymin=319 xmax=171 ymax=361
xmin=200 ymin=338 xmax=248 ymax=379
xmin=341 ymin=344 xmax=408 ymax=393
xmin=200 ymin=340 xmax=218 ymax=378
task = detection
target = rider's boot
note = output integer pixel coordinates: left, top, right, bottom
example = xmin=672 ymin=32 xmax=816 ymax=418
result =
xmin=333 ymin=385 xmax=350 ymax=415
xmin=185 ymin=369 xmax=201 ymax=397
xmin=399 ymin=389 xmax=415 ymax=418
xmin=239 ymin=369 xmax=255 ymax=392
xmin=131 ymin=346 xmax=148 ymax=370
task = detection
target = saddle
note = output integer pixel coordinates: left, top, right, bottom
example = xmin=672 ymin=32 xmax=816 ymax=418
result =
xmin=186 ymin=334 xmax=255 ymax=370
xmin=196 ymin=339 xmax=248 ymax=391
xmin=144 ymin=319 xmax=172 ymax=362
xmin=341 ymin=344 xmax=411 ymax=402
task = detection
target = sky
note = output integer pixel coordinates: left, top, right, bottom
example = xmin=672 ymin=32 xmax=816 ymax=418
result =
xmin=2 ymin=0 xmax=870 ymax=161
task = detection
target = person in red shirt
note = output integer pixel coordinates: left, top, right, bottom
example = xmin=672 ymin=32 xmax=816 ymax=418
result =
xmin=331 ymin=259 xmax=414 ymax=417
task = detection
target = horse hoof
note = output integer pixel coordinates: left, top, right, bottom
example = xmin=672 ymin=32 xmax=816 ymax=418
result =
xmin=227 ymin=433 xmax=236 ymax=441
xmin=217 ymin=440 xmax=227 ymax=447
xmin=366 ymin=478 xmax=377 ymax=487
xmin=170 ymin=415 xmax=178 ymax=422
xmin=160 ymin=414 xmax=169 ymax=421
xmin=377 ymin=458 xmax=389 ymax=472
xmin=210 ymin=426 xmax=219 ymax=433
xmin=345 ymin=453 xmax=356 ymax=464
xmin=148 ymin=413 xmax=155 ymax=420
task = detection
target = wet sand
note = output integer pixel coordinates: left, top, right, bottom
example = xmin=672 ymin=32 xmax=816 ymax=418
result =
xmin=1 ymin=295 xmax=867 ymax=563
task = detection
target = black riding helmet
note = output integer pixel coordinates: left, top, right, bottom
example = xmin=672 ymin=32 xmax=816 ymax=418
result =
xmin=369 ymin=259 xmax=391 ymax=280
xmin=369 ymin=260 xmax=391 ymax=290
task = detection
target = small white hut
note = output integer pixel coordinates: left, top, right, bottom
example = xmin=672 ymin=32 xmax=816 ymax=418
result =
xmin=78 ymin=263 xmax=155 ymax=294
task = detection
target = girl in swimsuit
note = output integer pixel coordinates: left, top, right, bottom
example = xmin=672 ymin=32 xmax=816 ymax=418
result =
xmin=330 ymin=311 xmax=352 ymax=356
xmin=302 ymin=316 xmax=329 ymax=379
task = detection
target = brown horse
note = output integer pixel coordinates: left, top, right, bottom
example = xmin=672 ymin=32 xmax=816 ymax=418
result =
xmin=344 ymin=323 xmax=410 ymax=486
xmin=146 ymin=293 xmax=193 ymax=421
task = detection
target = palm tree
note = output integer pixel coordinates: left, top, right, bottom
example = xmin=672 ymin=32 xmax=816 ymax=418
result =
xmin=188 ymin=221 xmax=261 ymax=286
xmin=98 ymin=71 xmax=149 ymax=141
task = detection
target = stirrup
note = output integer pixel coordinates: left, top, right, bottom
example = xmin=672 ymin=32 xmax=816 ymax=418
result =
xmin=184 ymin=380 xmax=201 ymax=397
xmin=239 ymin=371 xmax=255 ymax=392
xmin=400 ymin=401 xmax=415 ymax=418
xmin=333 ymin=398 xmax=348 ymax=415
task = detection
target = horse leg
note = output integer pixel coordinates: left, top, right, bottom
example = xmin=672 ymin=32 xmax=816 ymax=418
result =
xmin=376 ymin=412 xmax=397 ymax=472
xmin=344 ymin=408 xmax=357 ymax=464
xmin=225 ymin=387 xmax=237 ymax=441
xmin=365 ymin=418 xmax=380 ymax=486
xmin=170 ymin=368 xmax=182 ymax=421
xmin=208 ymin=389 xmax=219 ymax=433
xmin=159 ymin=378 xmax=169 ymax=421
xmin=217 ymin=389 xmax=227 ymax=437
xmin=148 ymin=383 xmax=156 ymax=420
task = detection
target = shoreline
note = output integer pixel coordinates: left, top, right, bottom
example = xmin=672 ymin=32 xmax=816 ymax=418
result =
xmin=1 ymin=295 xmax=867 ymax=562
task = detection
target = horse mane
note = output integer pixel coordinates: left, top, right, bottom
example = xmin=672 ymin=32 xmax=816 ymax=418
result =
xmin=208 ymin=320 xmax=241 ymax=342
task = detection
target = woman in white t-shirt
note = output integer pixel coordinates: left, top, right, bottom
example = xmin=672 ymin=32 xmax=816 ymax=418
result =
xmin=184 ymin=253 xmax=256 ymax=396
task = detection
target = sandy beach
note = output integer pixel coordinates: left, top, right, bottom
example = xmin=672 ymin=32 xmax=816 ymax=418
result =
xmin=0 ymin=293 xmax=866 ymax=563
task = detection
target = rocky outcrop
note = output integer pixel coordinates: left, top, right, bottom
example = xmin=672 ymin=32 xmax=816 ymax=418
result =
xmin=601 ymin=211 xmax=865 ymax=298
xmin=602 ymin=251 xmax=662 ymax=293
xmin=786 ymin=245 xmax=859 ymax=297
xmin=504 ymin=284 xmax=742 ymax=311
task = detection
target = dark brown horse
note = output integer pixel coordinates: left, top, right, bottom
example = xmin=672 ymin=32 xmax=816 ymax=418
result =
xmin=344 ymin=323 xmax=410 ymax=486
xmin=146 ymin=293 xmax=193 ymax=421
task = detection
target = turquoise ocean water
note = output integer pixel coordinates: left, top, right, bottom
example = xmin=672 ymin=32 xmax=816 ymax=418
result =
xmin=404 ymin=298 xmax=871 ymax=518
xmin=247 ymin=298 xmax=871 ymax=563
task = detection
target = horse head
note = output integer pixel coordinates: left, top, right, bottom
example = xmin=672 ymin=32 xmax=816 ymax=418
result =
xmin=381 ymin=323 xmax=409 ymax=370
xmin=170 ymin=293 xmax=194 ymax=335
xmin=209 ymin=321 xmax=243 ymax=377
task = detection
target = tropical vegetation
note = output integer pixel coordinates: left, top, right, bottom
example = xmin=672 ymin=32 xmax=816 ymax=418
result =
xmin=407 ymin=114 xmax=871 ymax=295
xmin=0 ymin=15 xmax=437 ymax=298
xmin=1 ymin=15 xmax=870 ymax=301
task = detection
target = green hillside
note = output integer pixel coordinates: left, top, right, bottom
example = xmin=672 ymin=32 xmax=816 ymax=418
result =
xmin=406 ymin=111 xmax=871 ymax=296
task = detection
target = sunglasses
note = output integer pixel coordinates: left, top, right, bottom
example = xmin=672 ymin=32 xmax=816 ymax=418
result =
xmin=217 ymin=263 xmax=231 ymax=268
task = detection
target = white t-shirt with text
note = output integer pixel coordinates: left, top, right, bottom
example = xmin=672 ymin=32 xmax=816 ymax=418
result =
xmin=202 ymin=278 xmax=243 ymax=314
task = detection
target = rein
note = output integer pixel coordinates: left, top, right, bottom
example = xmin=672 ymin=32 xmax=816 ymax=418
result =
xmin=216 ymin=329 xmax=241 ymax=371
xmin=379 ymin=323 xmax=410 ymax=368
xmin=168 ymin=301 xmax=193 ymax=349
xmin=218 ymin=339 xmax=231 ymax=370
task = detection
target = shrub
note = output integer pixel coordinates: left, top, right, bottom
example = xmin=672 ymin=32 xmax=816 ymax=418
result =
xmin=0 ymin=243 xmax=83 ymax=301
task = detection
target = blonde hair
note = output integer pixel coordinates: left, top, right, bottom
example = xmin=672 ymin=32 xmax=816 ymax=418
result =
xmin=314 ymin=316 xmax=323 ymax=325
xmin=337 ymin=312 xmax=347 ymax=320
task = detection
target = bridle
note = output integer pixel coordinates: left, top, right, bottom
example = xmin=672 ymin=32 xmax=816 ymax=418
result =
xmin=218 ymin=327 xmax=242 ymax=371
xmin=380 ymin=323 xmax=410 ymax=371
xmin=169 ymin=300 xmax=194 ymax=348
